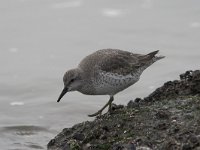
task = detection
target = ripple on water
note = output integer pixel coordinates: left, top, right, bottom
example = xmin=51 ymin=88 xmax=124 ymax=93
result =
xmin=1 ymin=125 xmax=49 ymax=136
xmin=25 ymin=142 xmax=44 ymax=149
xmin=0 ymin=125 xmax=53 ymax=150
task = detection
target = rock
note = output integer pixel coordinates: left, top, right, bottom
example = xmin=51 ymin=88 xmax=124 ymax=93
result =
xmin=112 ymin=143 xmax=136 ymax=150
xmin=155 ymin=110 xmax=170 ymax=119
xmin=67 ymin=139 xmax=80 ymax=150
xmin=182 ymin=144 xmax=192 ymax=150
xmin=154 ymin=122 xmax=168 ymax=130
xmin=47 ymin=70 xmax=200 ymax=150
xmin=111 ymin=103 xmax=124 ymax=111
xmin=72 ymin=133 xmax=85 ymax=141
xmin=47 ymin=139 xmax=55 ymax=148
xmin=136 ymin=146 xmax=152 ymax=150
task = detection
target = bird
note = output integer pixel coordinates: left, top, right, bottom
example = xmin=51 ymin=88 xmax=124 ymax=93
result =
xmin=57 ymin=49 xmax=164 ymax=117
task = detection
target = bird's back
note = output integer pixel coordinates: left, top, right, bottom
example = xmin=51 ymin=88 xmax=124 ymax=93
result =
xmin=78 ymin=49 xmax=158 ymax=75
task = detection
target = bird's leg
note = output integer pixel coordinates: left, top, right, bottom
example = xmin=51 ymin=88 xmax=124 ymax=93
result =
xmin=88 ymin=96 xmax=114 ymax=117
xmin=107 ymin=96 xmax=114 ymax=112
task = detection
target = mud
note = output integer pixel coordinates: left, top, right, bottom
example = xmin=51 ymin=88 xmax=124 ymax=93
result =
xmin=48 ymin=70 xmax=200 ymax=150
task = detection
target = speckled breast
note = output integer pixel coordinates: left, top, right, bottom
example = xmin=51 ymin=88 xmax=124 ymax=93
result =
xmin=92 ymin=71 xmax=141 ymax=95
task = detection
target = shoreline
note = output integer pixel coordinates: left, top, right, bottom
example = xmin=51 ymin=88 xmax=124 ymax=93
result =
xmin=47 ymin=70 xmax=200 ymax=150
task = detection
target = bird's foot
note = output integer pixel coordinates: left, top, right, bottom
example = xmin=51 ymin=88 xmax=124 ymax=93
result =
xmin=88 ymin=110 xmax=102 ymax=117
xmin=88 ymin=96 xmax=114 ymax=117
xmin=88 ymin=105 xmax=113 ymax=117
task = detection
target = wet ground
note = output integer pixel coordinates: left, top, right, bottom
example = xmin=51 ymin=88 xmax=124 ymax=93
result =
xmin=48 ymin=70 xmax=200 ymax=150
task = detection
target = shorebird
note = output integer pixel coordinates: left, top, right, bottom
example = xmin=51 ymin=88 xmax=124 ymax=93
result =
xmin=57 ymin=49 xmax=164 ymax=117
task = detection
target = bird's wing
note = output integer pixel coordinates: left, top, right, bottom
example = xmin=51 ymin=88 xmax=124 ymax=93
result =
xmin=97 ymin=49 xmax=144 ymax=75
xmin=79 ymin=49 xmax=159 ymax=76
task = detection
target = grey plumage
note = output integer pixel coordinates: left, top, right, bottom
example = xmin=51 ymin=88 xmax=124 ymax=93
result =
xmin=57 ymin=49 xmax=164 ymax=117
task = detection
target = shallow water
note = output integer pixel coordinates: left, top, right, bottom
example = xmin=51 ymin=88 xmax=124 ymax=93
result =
xmin=0 ymin=0 xmax=200 ymax=149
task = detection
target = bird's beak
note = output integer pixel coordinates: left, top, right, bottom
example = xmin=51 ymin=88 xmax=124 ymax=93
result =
xmin=57 ymin=86 xmax=68 ymax=102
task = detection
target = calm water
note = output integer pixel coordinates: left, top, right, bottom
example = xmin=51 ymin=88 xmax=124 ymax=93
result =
xmin=0 ymin=0 xmax=200 ymax=149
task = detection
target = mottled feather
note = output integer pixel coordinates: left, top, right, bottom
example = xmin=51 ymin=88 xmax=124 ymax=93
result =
xmin=79 ymin=49 xmax=161 ymax=76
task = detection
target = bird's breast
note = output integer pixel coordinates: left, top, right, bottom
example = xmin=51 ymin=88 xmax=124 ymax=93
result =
xmin=92 ymin=71 xmax=140 ymax=95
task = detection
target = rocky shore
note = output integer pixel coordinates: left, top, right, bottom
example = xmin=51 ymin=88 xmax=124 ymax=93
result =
xmin=47 ymin=70 xmax=200 ymax=150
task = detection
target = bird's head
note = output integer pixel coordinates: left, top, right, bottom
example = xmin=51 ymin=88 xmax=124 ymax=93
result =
xmin=57 ymin=68 xmax=82 ymax=102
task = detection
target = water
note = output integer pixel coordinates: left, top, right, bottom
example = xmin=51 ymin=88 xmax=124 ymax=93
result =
xmin=0 ymin=0 xmax=200 ymax=149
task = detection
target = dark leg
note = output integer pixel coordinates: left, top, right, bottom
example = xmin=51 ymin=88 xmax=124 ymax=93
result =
xmin=108 ymin=98 xmax=113 ymax=112
xmin=88 ymin=96 xmax=114 ymax=117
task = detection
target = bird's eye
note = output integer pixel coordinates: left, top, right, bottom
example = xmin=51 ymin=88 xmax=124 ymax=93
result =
xmin=70 ymin=79 xmax=75 ymax=83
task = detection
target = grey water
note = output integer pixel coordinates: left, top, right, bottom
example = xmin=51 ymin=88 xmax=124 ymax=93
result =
xmin=0 ymin=0 xmax=199 ymax=149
